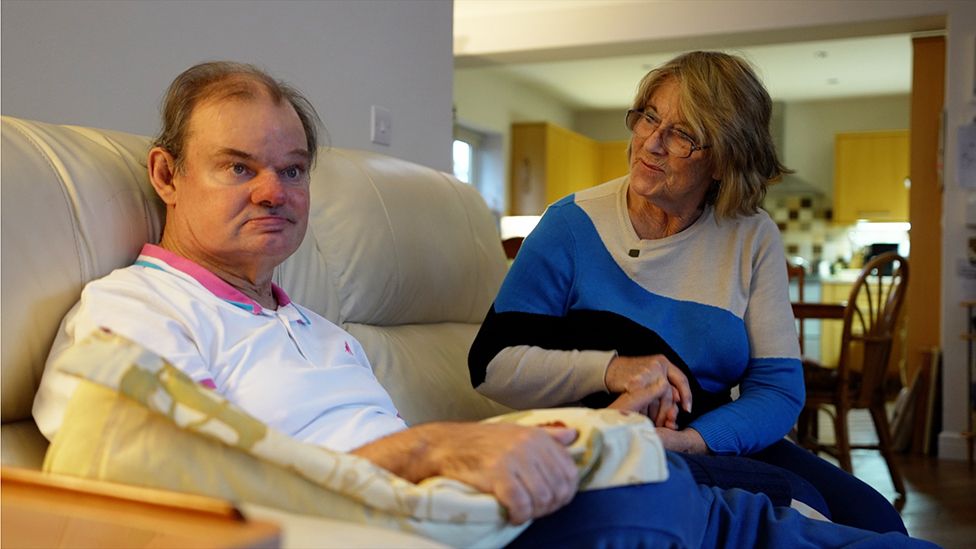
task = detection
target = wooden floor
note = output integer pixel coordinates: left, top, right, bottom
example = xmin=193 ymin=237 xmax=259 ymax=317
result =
xmin=813 ymin=409 xmax=976 ymax=548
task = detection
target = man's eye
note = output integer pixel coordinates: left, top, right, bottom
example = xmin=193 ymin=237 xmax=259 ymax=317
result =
xmin=231 ymin=163 xmax=249 ymax=175
xmin=282 ymin=166 xmax=305 ymax=180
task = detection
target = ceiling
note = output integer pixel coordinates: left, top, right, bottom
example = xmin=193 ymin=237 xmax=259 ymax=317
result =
xmin=454 ymin=2 xmax=916 ymax=110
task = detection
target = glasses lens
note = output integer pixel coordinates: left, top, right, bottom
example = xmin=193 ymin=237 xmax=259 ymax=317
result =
xmin=664 ymin=132 xmax=693 ymax=158
xmin=625 ymin=110 xmax=639 ymax=131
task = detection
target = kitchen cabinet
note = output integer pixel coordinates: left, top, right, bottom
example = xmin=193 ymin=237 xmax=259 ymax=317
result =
xmin=833 ymin=130 xmax=909 ymax=223
xmin=597 ymin=141 xmax=630 ymax=182
xmin=819 ymin=279 xmax=852 ymax=367
xmin=509 ymin=122 xmax=628 ymax=215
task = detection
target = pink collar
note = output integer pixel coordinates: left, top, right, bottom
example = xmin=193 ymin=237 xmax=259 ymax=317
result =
xmin=136 ymin=244 xmax=296 ymax=316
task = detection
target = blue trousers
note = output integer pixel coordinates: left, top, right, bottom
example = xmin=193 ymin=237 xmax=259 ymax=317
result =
xmin=676 ymin=439 xmax=906 ymax=534
xmin=751 ymin=439 xmax=907 ymax=534
xmin=678 ymin=449 xmax=831 ymax=519
xmin=510 ymin=453 xmax=936 ymax=549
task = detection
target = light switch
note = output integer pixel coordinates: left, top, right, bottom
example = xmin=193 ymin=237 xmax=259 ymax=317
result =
xmin=371 ymin=105 xmax=392 ymax=146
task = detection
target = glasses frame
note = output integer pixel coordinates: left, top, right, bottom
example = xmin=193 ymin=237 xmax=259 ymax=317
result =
xmin=625 ymin=109 xmax=711 ymax=158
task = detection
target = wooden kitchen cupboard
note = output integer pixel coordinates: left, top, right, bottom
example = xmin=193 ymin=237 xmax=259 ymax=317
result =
xmin=509 ymin=122 xmax=628 ymax=215
xmin=833 ymin=130 xmax=910 ymax=223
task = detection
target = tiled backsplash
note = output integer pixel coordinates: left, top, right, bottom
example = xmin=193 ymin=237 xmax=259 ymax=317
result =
xmin=764 ymin=194 xmax=910 ymax=276
xmin=765 ymin=195 xmax=855 ymax=274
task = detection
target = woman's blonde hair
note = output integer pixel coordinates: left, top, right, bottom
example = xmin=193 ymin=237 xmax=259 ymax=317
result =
xmin=631 ymin=51 xmax=790 ymax=219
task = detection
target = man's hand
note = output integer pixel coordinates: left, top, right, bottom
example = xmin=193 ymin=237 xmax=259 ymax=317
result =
xmin=605 ymin=355 xmax=692 ymax=428
xmin=656 ymin=426 xmax=708 ymax=454
xmin=352 ymin=422 xmax=579 ymax=525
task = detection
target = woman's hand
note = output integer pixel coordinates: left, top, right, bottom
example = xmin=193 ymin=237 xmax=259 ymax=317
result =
xmin=604 ymin=355 xmax=692 ymax=428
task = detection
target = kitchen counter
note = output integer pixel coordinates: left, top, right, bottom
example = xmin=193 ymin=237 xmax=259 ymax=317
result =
xmin=817 ymin=269 xmax=865 ymax=284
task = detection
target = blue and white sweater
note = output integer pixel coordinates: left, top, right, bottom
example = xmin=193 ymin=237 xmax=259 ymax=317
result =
xmin=469 ymin=177 xmax=803 ymax=455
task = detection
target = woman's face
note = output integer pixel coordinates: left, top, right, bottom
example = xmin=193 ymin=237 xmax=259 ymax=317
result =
xmin=628 ymin=78 xmax=717 ymax=215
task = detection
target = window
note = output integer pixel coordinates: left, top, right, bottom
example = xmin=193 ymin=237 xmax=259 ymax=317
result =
xmin=453 ymin=124 xmax=504 ymax=216
xmin=452 ymin=139 xmax=473 ymax=183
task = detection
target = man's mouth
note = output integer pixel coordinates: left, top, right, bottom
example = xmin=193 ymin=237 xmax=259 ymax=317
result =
xmin=247 ymin=215 xmax=294 ymax=229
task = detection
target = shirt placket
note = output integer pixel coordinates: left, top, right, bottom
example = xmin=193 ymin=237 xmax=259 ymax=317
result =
xmin=273 ymin=311 xmax=310 ymax=361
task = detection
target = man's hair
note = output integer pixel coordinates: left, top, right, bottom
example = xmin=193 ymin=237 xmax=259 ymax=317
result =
xmin=631 ymin=51 xmax=791 ymax=219
xmin=153 ymin=61 xmax=323 ymax=171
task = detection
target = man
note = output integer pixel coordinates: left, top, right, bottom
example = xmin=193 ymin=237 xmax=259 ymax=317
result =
xmin=33 ymin=62 xmax=932 ymax=548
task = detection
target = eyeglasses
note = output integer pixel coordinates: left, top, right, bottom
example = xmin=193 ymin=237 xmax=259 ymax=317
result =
xmin=625 ymin=109 xmax=710 ymax=158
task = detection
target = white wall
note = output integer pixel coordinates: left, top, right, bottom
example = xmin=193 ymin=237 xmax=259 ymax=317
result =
xmin=782 ymin=95 xmax=910 ymax=198
xmin=1 ymin=0 xmax=453 ymax=171
xmin=455 ymin=0 xmax=946 ymax=63
xmin=938 ymin=1 xmax=976 ymax=461
xmin=453 ymin=67 xmax=575 ymax=212
xmin=574 ymin=110 xmax=630 ymax=142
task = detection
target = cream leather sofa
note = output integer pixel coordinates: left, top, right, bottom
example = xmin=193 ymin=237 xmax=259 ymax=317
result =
xmin=1 ymin=116 xmax=513 ymax=546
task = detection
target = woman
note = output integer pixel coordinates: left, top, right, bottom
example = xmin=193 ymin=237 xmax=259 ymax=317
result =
xmin=469 ymin=51 xmax=904 ymax=534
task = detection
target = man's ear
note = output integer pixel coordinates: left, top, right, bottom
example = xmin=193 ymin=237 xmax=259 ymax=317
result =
xmin=148 ymin=147 xmax=179 ymax=205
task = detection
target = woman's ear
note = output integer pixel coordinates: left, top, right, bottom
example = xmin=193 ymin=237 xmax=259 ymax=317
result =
xmin=711 ymin=163 xmax=722 ymax=183
xmin=148 ymin=147 xmax=179 ymax=205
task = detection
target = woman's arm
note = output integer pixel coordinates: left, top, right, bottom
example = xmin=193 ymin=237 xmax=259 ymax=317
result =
xmin=478 ymin=343 xmax=616 ymax=409
xmin=469 ymin=206 xmax=601 ymax=406
xmin=686 ymin=221 xmax=804 ymax=455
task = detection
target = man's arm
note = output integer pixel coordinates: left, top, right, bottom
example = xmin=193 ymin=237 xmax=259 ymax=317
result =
xmin=351 ymin=422 xmax=579 ymax=525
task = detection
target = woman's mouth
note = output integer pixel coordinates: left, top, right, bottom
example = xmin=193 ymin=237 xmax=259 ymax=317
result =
xmin=637 ymin=158 xmax=664 ymax=173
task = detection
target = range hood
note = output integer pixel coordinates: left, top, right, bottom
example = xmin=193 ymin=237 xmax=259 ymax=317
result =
xmin=767 ymin=174 xmax=828 ymax=197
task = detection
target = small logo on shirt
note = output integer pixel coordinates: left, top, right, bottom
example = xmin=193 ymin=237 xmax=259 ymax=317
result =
xmin=344 ymin=341 xmax=353 ymax=355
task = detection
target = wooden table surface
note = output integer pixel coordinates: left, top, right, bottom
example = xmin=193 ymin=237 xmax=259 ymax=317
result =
xmin=1 ymin=467 xmax=280 ymax=548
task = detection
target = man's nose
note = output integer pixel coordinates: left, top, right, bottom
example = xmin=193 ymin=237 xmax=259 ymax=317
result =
xmin=251 ymin=172 xmax=288 ymax=206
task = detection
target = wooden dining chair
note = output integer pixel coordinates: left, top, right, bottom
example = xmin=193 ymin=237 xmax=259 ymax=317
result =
xmin=793 ymin=252 xmax=909 ymax=500
xmin=502 ymin=237 xmax=524 ymax=260
xmin=786 ymin=261 xmax=806 ymax=352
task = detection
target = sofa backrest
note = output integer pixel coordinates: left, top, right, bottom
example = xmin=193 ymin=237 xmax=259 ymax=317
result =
xmin=280 ymin=148 xmax=512 ymax=425
xmin=1 ymin=116 xmax=510 ymax=468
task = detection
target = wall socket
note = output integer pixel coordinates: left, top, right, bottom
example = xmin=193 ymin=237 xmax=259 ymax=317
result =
xmin=371 ymin=105 xmax=392 ymax=146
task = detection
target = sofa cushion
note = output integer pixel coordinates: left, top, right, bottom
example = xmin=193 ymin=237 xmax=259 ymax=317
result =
xmin=276 ymin=147 xmax=511 ymax=425
xmin=347 ymin=322 xmax=510 ymax=425
xmin=44 ymin=331 xmax=668 ymax=548
xmin=279 ymin=148 xmax=508 ymax=328
xmin=0 ymin=117 xmax=159 ymax=428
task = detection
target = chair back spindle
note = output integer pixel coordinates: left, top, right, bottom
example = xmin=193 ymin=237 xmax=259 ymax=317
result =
xmin=839 ymin=253 xmax=909 ymax=408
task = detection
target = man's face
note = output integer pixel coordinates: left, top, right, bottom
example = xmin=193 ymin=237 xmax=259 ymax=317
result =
xmin=165 ymin=93 xmax=310 ymax=274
